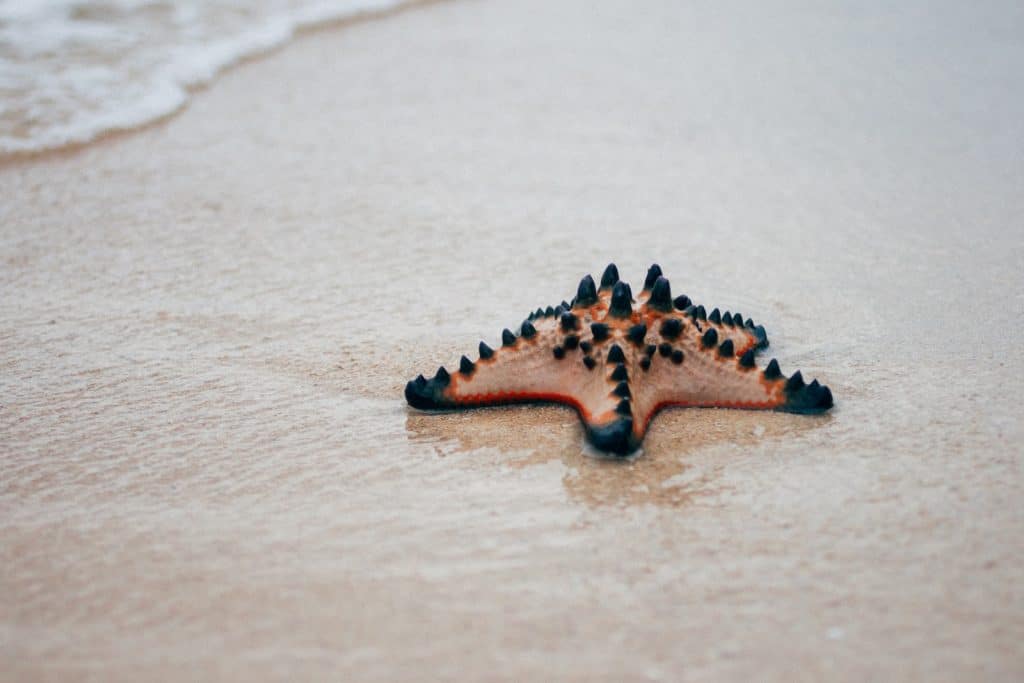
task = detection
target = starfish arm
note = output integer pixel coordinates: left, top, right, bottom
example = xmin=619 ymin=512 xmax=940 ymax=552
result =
xmin=405 ymin=310 xmax=632 ymax=448
xmin=673 ymin=305 xmax=770 ymax=356
xmin=628 ymin=311 xmax=833 ymax=439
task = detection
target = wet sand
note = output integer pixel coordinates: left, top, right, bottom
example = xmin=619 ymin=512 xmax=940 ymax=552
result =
xmin=2 ymin=0 xmax=1023 ymax=680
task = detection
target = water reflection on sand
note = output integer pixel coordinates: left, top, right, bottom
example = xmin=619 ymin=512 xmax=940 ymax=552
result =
xmin=405 ymin=405 xmax=830 ymax=507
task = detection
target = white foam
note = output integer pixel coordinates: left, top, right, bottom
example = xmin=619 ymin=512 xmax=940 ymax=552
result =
xmin=0 ymin=0 xmax=408 ymax=155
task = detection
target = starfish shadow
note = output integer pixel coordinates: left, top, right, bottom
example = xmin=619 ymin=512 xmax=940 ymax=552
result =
xmin=404 ymin=405 xmax=832 ymax=508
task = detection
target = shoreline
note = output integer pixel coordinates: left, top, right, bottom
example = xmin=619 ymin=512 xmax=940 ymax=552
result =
xmin=0 ymin=0 xmax=448 ymax=169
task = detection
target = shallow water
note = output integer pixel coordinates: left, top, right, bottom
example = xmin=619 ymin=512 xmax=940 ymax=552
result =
xmin=2 ymin=0 xmax=1023 ymax=679
xmin=0 ymin=0 xmax=410 ymax=155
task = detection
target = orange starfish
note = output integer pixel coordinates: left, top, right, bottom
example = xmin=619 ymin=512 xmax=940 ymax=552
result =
xmin=406 ymin=264 xmax=833 ymax=455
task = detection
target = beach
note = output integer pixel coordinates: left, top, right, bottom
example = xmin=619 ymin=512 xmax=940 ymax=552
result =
xmin=2 ymin=0 xmax=1023 ymax=679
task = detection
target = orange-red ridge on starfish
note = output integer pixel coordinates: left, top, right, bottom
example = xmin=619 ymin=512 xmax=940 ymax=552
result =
xmin=405 ymin=264 xmax=833 ymax=455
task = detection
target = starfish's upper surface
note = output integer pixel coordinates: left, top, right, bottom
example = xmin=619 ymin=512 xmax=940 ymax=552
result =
xmin=406 ymin=264 xmax=833 ymax=455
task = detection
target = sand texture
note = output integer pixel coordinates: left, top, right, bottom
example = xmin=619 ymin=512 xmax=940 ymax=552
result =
xmin=2 ymin=0 xmax=1023 ymax=680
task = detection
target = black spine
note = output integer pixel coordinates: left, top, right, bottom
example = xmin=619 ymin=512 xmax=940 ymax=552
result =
xmin=608 ymin=281 xmax=633 ymax=317
xmin=628 ymin=323 xmax=647 ymax=345
xmin=600 ymin=263 xmax=620 ymax=289
xmin=660 ymin=318 xmax=683 ymax=339
xmin=647 ymin=276 xmax=672 ymax=311
xmin=702 ymin=328 xmax=718 ymax=348
xmin=575 ymin=274 xmax=598 ymax=307
xmin=643 ymin=263 xmax=663 ymax=290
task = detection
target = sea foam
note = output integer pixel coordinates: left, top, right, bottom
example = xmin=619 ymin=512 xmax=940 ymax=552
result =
xmin=0 ymin=0 xmax=408 ymax=155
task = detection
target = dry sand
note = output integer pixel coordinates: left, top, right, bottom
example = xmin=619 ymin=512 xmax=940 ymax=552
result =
xmin=2 ymin=0 xmax=1023 ymax=680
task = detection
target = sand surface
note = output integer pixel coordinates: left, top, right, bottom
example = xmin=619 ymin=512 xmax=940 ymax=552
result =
xmin=2 ymin=0 xmax=1023 ymax=680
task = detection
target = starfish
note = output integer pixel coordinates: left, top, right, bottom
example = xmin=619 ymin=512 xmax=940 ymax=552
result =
xmin=405 ymin=264 xmax=833 ymax=455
